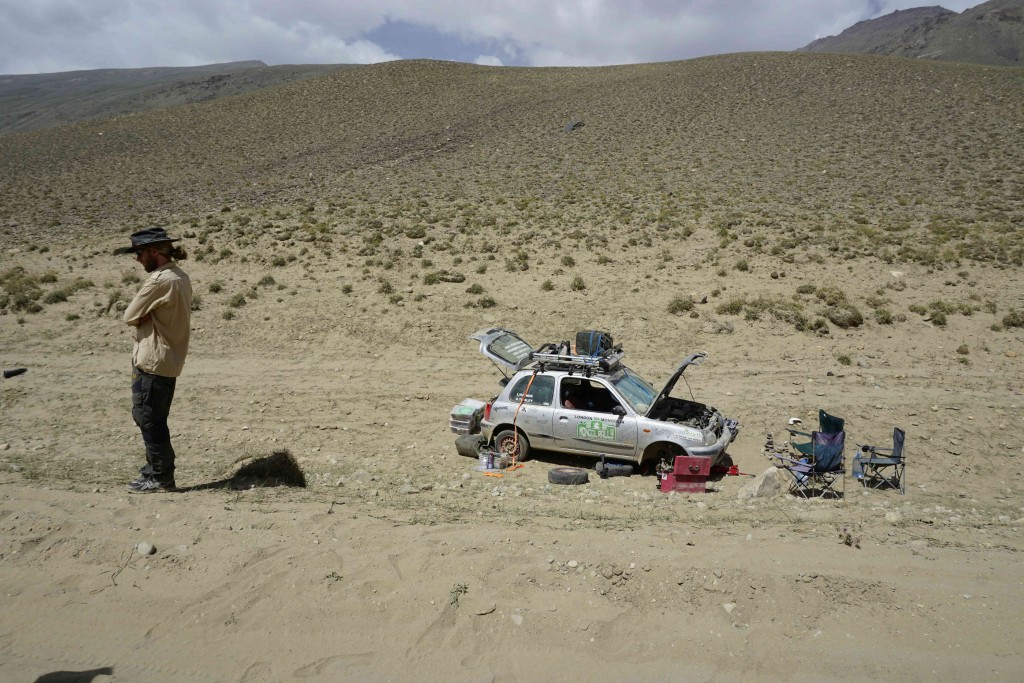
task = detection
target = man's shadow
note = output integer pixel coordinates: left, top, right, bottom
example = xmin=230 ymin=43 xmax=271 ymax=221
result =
xmin=176 ymin=449 xmax=307 ymax=492
xmin=34 ymin=667 xmax=113 ymax=682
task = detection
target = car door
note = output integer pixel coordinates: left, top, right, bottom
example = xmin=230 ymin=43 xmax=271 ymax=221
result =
xmin=503 ymin=373 xmax=555 ymax=448
xmin=552 ymin=377 xmax=638 ymax=458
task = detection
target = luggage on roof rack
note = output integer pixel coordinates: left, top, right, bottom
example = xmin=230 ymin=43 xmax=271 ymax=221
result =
xmin=575 ymin=330 xmax=613 ymax=357
xmin=529 ymin=343 xmax=624 ymax=374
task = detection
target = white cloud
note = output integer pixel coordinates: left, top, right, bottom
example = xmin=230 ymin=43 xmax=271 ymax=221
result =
xmin=474 ymin=55 xmax=504 ymax=66
xmin=0 ymin=0 xmax=989 ymax=74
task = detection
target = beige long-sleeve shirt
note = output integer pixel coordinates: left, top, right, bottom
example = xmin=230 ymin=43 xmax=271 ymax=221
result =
xmin=123 ymin=262 xmax=192 ymax=377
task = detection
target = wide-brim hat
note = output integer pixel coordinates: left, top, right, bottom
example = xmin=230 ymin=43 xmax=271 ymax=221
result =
xmin=113 ymin=227 xmax=180 ymax=255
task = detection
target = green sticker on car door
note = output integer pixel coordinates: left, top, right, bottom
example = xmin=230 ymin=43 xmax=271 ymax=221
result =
xmin=577 ymin=419 xmax=616 ymax=440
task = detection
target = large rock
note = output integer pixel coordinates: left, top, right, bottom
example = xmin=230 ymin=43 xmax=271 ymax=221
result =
xmin=737 ymin=466 xmax=789 ymax=499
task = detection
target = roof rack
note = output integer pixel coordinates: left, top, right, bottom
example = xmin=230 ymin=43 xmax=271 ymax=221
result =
xmin=528 ymin=345 xmax=625 ymax=375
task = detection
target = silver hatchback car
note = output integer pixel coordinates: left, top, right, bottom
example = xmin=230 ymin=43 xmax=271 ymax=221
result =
xmin=470 ymin=328 xmax=739 ymax=469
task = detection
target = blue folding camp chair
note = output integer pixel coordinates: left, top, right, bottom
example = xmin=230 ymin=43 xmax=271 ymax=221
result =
xmin=772 ymin=430 xmax=846 ymax=499
xmin=853 ymin=428 xmax=906 ymax=494
xmin=788 ymin=409 xmax=845 ymax=457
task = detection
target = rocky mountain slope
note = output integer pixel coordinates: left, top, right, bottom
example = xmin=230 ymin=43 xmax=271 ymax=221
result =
xmin=0 ymin=60 xmax=350 ymax=135
xmin=800 ymin=0 xmax=1024 ymax=67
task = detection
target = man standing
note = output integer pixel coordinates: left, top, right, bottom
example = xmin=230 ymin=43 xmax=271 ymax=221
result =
xmin=117 ymin=227 xmax=192 ymax=493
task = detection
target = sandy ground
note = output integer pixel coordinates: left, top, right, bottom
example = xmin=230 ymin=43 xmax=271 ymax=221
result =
xmin=2 ymin=237 xmax=1024 ymax=682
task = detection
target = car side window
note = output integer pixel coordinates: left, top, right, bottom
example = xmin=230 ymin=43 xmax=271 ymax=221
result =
xmin=509 ymin=375 xmax=554 ymax=406
xmin=562 ymin=378 xmax=622 ymax=414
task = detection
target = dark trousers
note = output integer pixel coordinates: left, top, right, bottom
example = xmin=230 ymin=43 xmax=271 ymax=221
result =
xmin=132 ymin=366 xmax=177 ymax=482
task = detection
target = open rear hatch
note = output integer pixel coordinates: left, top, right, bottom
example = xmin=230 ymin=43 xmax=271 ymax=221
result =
xmin=470 ymin=328 xmax=535 ymax=374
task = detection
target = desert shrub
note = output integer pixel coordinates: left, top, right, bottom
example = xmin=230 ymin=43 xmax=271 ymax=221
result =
xmin=796 ymin=284 xmax=817 ymax=295
xmin=570 ymin=276 xmax=586 ymax=292
xmin=190 ymin=293 xmax=202 ymax=311
xmin=561 ymin=255 xmax=576 ymax=267
xmin=837 ymin=354 xmax=851 ymax=365
xmin=388 ymin=294 xmax=403 ymax=304
xmin=270 ymin=256 xmax=287 ymax=267
xmin=466 ymin=283 xmax=484 ymax=294
xmin=930 ymin=311 xmax=947 ymax=327
xmin=827 ymin=306 xmax=864 ymax=329
xmin=540 ymin=280 xmax=554 ymax=292
xmin=505 ymin=250 xmax=529 ymax=272
xmin=423 ymin=272 xmax=440 ymax=285
xmin=405 ymin=226 xmax=427 ymax=239
xmin=222 ymin=310 xmax=235 ymax=320
xmin=735 ymin=259 xmax=749 ymax=272
xmin=0 ymin=267 xmax=44 ymax=312
xmin=668 ymin=297 xmax=694 ymax=315
xmin=815 ymin=285 xmax=849 ymax=307
xmin=341 ymin=284 xmax=353 ymax=294
xmin=1003 ymin=310 xmax=1024 ymax=328
xmin=874 ymin=308 xmax=895 ymax=325
xmin=257 ymin=275 xmax=276 ymax=287
xmin=228 ymin=293 xmax=247 ymax=308
xmin=956 ymin=344 xmax=969 ymax=355
xmin=377 ymin=279 xmax=394 ymax=294
xmin=716 ymin=298 xmax=745 ymax=315
xmin=209 ymin=280 xmax=224 ymax=293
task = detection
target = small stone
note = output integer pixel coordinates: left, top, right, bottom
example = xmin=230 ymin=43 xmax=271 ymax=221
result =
xmin=510 ymin=613 xmax=523 ymax=626
xmin=10 ymin=464 xmax=23 ymax=473
xmin=567 ymin=560 xmax=579 ymax=569
xmin=0 ymin=443 xmax=9 ymax=451
xmin=136 ymin=542 xmax=155 ymax=556
xmin=474 ymin=603 xmax=496 ymax=616
xmin=1005 ymin=351 xmax=1017 ymax=358
xmin=723 ymin=602 xmax=736 ymax=614
xmin=885 ymin=510 xmax=903 ymax=524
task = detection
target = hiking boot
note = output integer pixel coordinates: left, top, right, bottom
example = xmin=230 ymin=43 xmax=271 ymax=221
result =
xmin=127 ymin=476 xmax=177 ymax=493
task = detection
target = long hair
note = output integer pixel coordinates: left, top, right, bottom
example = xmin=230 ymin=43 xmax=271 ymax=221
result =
xmin=155 ymin=243 xmax=188 ymax=261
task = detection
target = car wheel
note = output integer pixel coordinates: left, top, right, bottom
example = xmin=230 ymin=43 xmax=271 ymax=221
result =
xmin=641 ymin=443 xmax=684 ymax=475
xmin=494 ymin=429 xmax=530 ymax=462
xmin=595 ymin=461 xmax=634 ymax=478
xmin=548 ymin=467 xmax=589 ymax=485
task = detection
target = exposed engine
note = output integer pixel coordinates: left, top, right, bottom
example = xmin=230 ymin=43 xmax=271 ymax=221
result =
xmin=652 ymin=397 xmax=721 ymax=435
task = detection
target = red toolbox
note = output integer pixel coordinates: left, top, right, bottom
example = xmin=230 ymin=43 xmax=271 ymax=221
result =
xmin=659 ymin=455 xmax=711 ymax=493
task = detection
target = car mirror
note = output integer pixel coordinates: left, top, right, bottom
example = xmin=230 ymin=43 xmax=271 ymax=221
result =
xmin=611 ymin=405 xmax=626 ymax=416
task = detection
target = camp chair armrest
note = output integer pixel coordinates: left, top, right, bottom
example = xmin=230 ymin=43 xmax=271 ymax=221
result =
xmin=787 ymin=428 xmax=812 ymax=439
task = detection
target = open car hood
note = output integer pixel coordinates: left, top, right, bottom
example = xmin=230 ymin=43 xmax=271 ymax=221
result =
xmin=645 ymin=352 xmax=707 ymax=418
xmin=469 ymin=328 xmax=535 ymax=373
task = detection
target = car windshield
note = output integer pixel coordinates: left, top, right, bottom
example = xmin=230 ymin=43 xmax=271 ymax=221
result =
xmin=610 ymin=367 xmax=658 ymax=413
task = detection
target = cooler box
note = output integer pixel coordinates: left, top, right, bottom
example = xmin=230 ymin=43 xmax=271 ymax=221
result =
xmin=449 ymin=398 xmax=486 ymax=434
xmin=659 ymin=455 xmax=711 ymax=493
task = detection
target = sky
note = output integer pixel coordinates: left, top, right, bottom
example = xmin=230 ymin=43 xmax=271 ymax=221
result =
xmin=0 ymin=0 xmax=983 ymax=75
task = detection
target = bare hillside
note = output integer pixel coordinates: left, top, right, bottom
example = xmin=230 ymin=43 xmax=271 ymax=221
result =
xmin=2 ymin=53 xmax=1022 ymax=268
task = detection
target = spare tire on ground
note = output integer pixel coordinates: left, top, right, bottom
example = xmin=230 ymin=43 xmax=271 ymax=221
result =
xmin=455 ymin=434 xmax=486 ymax=458
xmin=595 ymin=461 xmax=634 ymax=478
xmin=548 ymin=467 xmax=589 ymax=485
